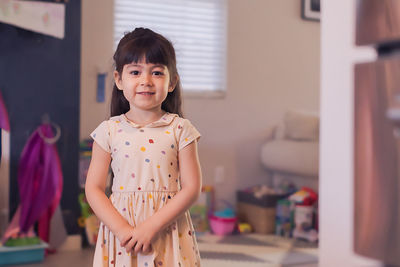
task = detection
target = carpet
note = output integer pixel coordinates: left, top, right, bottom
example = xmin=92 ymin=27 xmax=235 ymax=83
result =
xmin=197 ymin=233 xmax=318 ymax=267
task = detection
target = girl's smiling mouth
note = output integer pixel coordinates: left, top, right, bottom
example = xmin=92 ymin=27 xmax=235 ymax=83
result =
xmin=137 ymin=92 xmax=155 ymax=95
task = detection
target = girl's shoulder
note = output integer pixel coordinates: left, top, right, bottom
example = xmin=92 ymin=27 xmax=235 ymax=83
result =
xmin=169 ymin=114 xmax=201 ymax=150
xmin=170 ymin=115 xmax=197 ymax=129
xmin=91 ymin=115 xmax=124 ymax=152
xmin=95 ymin=115 xmax=123 ymax=125
xmin=108 ymin=115 xmax=124 ymax=123
xmin=98 ymin=115 xmax=124 ymax=128
xmin=93 ymin=115 xmax=123 ymax=134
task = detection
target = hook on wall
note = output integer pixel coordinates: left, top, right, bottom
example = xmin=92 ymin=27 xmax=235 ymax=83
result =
xmin=39 ymin=113 xmax=61 ymax=144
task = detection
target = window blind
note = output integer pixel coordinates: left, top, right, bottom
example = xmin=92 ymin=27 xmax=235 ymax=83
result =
xmin=114 ymin=0 xmax=227 ymax=93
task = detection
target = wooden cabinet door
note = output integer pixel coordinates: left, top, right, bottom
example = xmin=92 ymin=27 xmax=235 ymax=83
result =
xmin=354 ymin=56 xmax=400 ymax=265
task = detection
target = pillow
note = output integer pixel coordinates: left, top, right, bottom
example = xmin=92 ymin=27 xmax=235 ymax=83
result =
xmin=284 ymin=110 xmax=319 ymax=141
xmin=273 ymin=121 xmax=286 ymax=140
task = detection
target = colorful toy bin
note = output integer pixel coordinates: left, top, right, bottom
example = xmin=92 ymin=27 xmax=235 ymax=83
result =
xmin=208 ymin=214 xmax=237 ymax=236
xmin=237 ymin=188 xmax=288 ymax=234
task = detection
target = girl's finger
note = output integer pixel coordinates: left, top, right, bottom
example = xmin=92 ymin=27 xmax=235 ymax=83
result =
xmin=143 ymin=243 xmax=153 ymax=254
xmin=120 ymin=236 xmax=132 ymax=248
xmin=134 ymin=242 xmax=143 ymax=254
xmin=142 ymin=243 xmax=150 ymax=254
xmin=125 ymin=238 xmax=137 ymax=253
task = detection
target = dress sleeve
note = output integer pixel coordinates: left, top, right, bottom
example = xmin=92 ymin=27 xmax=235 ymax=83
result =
xmin=90 ymin=121 xmax=111 ymax=153
xmin=177 ymin=119 xmax=201 ymax=151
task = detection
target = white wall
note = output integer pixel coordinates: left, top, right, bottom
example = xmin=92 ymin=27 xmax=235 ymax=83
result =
xmin=81 ymin=0 xmax=320 ymax=205
xmin=319 ymin=0 xmax=381 ymax=266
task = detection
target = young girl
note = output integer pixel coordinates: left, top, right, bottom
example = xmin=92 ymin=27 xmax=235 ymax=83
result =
xmin=85 ymin=28 xmax=202 ymax=267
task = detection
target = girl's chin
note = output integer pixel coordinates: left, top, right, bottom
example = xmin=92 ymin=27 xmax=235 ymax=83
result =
xmin=129 ymin=103 xmax=163 ymax=111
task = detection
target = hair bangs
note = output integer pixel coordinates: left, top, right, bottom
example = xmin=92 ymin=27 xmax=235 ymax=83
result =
xmin=120 ymin=37 xmax=170 ymax=69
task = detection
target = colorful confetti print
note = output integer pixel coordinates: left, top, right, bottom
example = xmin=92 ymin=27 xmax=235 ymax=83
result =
xmin=90 ymin=114 xmax=201 ymax=266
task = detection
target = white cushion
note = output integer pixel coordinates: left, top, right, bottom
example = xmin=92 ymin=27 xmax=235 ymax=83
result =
xmin=284 ymin=110 xmax=319 ymax=141
xmin=261 ymin=140 xmax=319 ymax=177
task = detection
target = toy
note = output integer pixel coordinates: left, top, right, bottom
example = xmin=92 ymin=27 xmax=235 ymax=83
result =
xmin=79 ymin=139 xmax=93 ymax=188
xmin=253 ymin=185 xmax=276 ymax=199
xmin=288 ymin=187 xmax=318 ymax=205
xmin=275 ymin=199 xmax=294 ymax=237
xmin=189 ymin=185 xmax=214 ymax=233
xmin=214 ymin=208 xmax=235 ymax=218
xmin=209 ymin=215 xmax=237 ymax=236
xmin=293 ymin=205 xmax=314 ymax=233
xmin=209 ymin=200 xmax=237 ymax=236
xmin=275 ymin=187 xmax=319 ymax=241
xmin=292 ymin=228 xmax=318 ymax=242
xmin=290 ymin=188 xmax=319 ymax=242
xmin=78 ymin=192 xmax=99 ymax=246
xmin=4 ymin=236 xmax=40 ymax=247
xmin=238 ymin=223 xmax=252 ymax=233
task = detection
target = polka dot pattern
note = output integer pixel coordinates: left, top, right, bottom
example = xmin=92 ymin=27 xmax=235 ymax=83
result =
xmin=90 ymin=113 xmax=201 ymax=266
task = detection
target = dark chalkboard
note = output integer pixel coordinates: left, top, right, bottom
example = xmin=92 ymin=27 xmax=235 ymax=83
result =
xmin=0 ymin=0 xmax=81 ymax=234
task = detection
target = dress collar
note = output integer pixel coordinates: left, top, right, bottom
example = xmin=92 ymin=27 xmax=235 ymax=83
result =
xmin=121 ymin=112 xmax=178 ymax=128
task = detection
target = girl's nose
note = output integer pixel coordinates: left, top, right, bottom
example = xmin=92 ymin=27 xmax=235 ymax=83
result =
xmin=140 ymin=74 xmax=152 ymax=86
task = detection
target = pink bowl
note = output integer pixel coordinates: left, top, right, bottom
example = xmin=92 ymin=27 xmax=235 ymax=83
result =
xmin=209 ymin=215 xmax=237 ymax=236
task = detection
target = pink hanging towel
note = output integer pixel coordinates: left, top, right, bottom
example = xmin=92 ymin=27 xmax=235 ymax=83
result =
xmin=2 ymin=124 xmax=63 ymax=246
xmin=0 ymin=91 xmax=10 ymax=131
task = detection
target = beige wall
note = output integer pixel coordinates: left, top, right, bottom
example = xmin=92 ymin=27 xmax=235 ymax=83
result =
xmin=80 ymin=0 xmax=114 ymax=136
xmin=81 ymin=0 xmax=320 ymax=204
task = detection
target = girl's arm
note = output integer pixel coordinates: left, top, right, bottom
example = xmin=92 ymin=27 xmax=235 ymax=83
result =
xmin=122 ymin=139 xmax=202 ymax=254
xmin=85 ymin=142 xmax=133 ymax=244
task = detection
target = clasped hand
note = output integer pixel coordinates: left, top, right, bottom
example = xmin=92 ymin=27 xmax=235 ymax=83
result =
xmin=117 ymin=220 xmax=159 ymax=254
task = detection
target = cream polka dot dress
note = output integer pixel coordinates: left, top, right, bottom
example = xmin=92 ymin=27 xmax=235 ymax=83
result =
xmin=90 ymin=112 xmax=201 ymax=267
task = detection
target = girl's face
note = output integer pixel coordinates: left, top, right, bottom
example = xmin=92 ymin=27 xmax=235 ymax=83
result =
xmin=114 ymin=59 xmax=175 ymax=112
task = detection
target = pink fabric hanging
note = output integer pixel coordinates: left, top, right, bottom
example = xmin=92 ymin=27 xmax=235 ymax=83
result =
xmin=0 ymin=91 xmax=10 ymax=131
xmin=1 ymin=124 xmax=63 ymax=245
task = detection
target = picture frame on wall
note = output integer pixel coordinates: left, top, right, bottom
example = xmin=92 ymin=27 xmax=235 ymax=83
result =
xmin=301 ymin=0 xmax=320 ymax=22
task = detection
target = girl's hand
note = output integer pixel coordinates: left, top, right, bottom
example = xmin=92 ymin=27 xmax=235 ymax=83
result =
xmin=115 ymin=224 xmax=135 ymax=247
xmin=121 ymin=219 xmax=159 ymax=254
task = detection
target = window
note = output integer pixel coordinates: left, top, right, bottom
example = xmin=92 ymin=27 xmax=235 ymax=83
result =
xmin=114 ymin=0 xmax=227 ymax=96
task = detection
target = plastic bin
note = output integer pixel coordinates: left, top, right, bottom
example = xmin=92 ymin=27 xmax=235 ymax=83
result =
xmin=0 ymin=242 xmax=48 ymax=265
xmin=209 ymin=215 xmax=237 ymax=235
xmin=237 ymin=190 xmax=287 ymax=234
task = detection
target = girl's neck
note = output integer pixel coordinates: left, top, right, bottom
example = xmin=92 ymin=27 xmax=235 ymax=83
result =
xmin=124 ymin=108 xmax=166 ymax=126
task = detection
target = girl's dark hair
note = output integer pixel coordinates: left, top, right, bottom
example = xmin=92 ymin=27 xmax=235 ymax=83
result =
xmin=111 ymin=28 xmax=183 ymax=117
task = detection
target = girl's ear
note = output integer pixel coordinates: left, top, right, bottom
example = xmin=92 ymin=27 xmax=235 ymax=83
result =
xmin=168 ymin=75 xmax=179 ymax=92
xmin=114 ymin=70 xmax=123 ymax=90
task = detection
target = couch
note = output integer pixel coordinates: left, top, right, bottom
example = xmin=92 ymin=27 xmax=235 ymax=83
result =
xmin=260 ymin=110 xmax=320 ymax=191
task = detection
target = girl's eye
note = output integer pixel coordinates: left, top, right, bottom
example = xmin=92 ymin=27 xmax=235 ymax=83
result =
xmin=153 ymin=71 xmax=164 ymax=76
xmin=130 ymin=70 xmax=140 ymax=75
